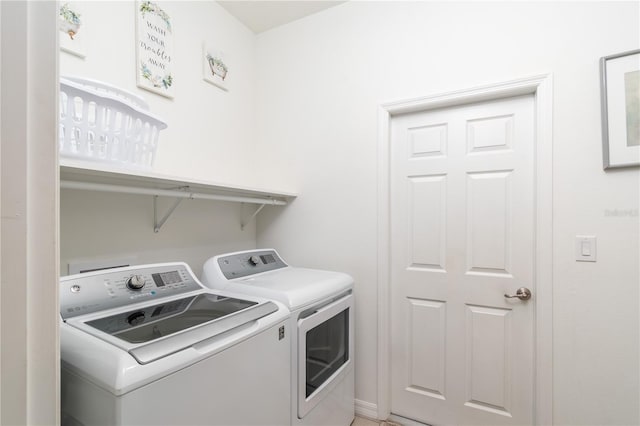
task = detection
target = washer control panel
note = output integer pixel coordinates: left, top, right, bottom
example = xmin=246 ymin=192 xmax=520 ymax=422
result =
xmin=60 ymin=263 xmax=201 ymax=320
xmin=217 ymin=249 xmax=287 ymax=280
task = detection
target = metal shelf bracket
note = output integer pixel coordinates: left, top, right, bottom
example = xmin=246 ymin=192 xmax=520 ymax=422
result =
xmin=154 ymin=186 xmax=190 ymax=233
xmin=240 ymin=203 xmax=266 ymax=231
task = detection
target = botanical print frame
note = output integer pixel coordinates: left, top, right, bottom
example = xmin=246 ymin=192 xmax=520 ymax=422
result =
xmin=600 ymin=49 xmax=640 ymax=169
xmin=59 ymin=2 xmax=86 ymax=58
xmin=136 ymin=1 xmax=174 ymax=98
xmin=202 ymin=42 xmax=229 ymax=91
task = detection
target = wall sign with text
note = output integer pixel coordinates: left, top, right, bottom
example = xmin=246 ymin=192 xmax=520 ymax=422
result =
xmin=136 ymin=1 xmax=174 ymax=98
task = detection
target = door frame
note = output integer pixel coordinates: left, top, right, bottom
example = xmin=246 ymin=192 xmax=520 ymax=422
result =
xmin=376 ymin=74 xmax=553 ymax=425
xmin=0 ymin=2 xmax=60 ymax=424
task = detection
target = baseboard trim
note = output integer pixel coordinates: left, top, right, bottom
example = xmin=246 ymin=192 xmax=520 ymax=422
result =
xmin=355 ymin=399 xmax=378 ymax=420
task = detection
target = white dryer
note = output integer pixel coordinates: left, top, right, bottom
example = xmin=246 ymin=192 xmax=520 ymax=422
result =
xmin=60 ymin=262 xmax=291 ymax=426
xmin=201 ymin=249 xmax=355 ymax=426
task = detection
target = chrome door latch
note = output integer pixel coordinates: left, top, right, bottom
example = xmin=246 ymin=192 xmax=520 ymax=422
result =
xmin=504 ymin=287 xmax=532 ymax=301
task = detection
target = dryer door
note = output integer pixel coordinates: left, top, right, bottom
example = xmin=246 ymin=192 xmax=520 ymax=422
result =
xmin=297 ymin=292 xmax=354 ymax=419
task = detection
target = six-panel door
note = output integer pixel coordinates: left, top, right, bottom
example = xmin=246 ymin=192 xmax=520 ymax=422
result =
xmin=390 ymin=95 xmax=536 ymax=425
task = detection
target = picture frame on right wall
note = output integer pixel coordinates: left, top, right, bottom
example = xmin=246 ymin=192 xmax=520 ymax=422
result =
xmin=600 ymin=49 xmax=640 ymax=169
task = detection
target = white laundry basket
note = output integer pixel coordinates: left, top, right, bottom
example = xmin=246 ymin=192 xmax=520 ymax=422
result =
xmin=59 ymin=76 xmax=167 ymax=169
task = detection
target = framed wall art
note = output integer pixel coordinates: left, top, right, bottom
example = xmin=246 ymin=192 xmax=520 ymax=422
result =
xmin=136 ymin=1 xmax=174 ymax=98
xmin=203 ymin=42 xmax=229 ymax=91
xmin=59 ymin=2 xmax=86 ymax=58
xmin=600 ymin=49 xmax=640 ymax=169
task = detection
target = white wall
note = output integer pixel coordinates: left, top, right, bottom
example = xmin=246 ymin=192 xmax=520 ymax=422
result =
xmin=59 ymin=1 xmax=260 ymax=273
xmin=60 ymin=1 xmax=259 ymax=186
xmin=60 ymin=189 xmax=256 ymax=276
xmin=254 ymin=2 xmax=640 ymax=425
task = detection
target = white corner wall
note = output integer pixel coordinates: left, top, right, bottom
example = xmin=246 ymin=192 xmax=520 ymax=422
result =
xmin=254 ymin=2 xmax=640 ymax=425
xmin=59 ymin=1 xmax=260 ymax=273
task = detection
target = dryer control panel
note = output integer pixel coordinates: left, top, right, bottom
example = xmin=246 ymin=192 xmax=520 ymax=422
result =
xmin=60 ymin=263 xmax=202 ymax=320
xmin=217 ymin=249 xmax=287 ymax=280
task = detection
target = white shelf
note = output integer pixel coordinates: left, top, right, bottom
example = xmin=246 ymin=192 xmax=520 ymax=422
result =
xmin=60 ymin=159 xmax=296 ymax=203
xmin=60 ymin=159 xmax=297 ymax=231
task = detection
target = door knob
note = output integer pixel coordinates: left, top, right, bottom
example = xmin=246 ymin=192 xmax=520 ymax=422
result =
xmin=504 ymin=287 xmax=532 ymax=301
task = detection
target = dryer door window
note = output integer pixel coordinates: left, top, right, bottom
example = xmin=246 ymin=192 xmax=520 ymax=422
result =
xmin=297 ymin=292 xmax=353 ymax=419
xmin=305 ymin=308 xmax=349 ymax=397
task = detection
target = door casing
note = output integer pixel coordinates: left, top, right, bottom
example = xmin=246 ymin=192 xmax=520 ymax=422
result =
xmin=376 ymin=74 xmax=553 ymax=425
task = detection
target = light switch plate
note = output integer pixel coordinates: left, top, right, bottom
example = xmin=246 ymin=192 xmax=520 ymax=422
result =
xmin=575 ymin=236 xmax=597 ymax=262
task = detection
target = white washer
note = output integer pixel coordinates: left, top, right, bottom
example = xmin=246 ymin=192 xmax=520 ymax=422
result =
xmin=201 ymin=249 xmax=355 ymax=426
xmin=60 ymin=262 xmax=291 ymax=426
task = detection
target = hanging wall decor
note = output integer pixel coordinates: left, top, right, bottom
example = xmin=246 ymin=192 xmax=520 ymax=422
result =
xmin=136 ymin=1 xmax=174 ymax=98
xmin=59 ymin=2 xmax=86 ymax=58
xmin=203 ymin=42 xmax=229 ymax=91
xmin=600 ymin=49 xmax=640 ymax=169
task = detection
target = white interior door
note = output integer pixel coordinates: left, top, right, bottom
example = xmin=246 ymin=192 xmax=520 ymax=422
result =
xmin=390 ymin=94 xmax=535 ymax=426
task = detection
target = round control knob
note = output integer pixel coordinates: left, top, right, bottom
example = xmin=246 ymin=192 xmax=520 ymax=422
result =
xmin=126 ymin=275 xmax=146 ymax=290
xmin=127 ymin=311 xmax=145 ymax=326
xmin=248 ymin=255 xmax=261 ymax=266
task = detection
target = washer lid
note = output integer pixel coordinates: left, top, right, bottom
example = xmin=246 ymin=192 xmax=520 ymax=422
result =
xmin=68 ymin=293 xmax=279 ymax=364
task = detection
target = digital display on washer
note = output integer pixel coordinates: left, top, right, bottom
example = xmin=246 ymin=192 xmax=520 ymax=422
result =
xmin=86 ymin=294 xmax=257 ymax=344
xmin=260 ymin=254 xmax=276 ymax=264
xmin=151 ymin=271 xmax=181 ymax=287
